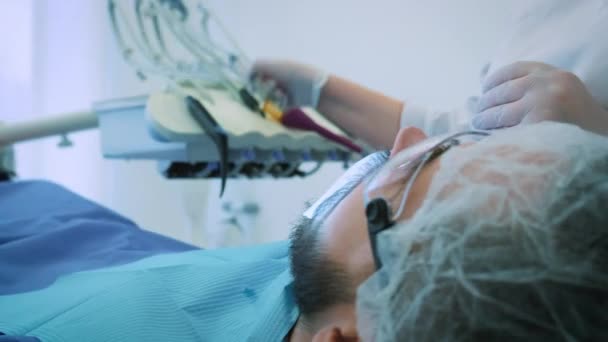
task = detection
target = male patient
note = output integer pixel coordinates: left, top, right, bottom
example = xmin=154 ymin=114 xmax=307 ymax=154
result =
xmin=2 ymin=56 xmax=608 ymax=341
xmin=1 ymin=119 xmax=607 ymax=341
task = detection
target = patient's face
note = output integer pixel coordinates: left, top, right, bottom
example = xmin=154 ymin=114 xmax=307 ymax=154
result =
xmin=290 ymin=126 xmax=448 ymax=326
xmin=290 ymin=123 xmax=594 ymax=340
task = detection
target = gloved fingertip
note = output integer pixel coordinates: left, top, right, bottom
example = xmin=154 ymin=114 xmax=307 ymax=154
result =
xmin=472 ymin=115 xmax=490 ymax=130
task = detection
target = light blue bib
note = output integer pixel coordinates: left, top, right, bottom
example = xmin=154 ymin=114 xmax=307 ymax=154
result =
xmin=0 ymin=241 xmax=298 ymax=341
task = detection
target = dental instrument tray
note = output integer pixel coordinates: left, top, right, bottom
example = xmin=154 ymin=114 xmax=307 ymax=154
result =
xmin=102 ymin=0 xmax=363 ymax=195
xmin=95 ymin=88 xmax=357 ymax=182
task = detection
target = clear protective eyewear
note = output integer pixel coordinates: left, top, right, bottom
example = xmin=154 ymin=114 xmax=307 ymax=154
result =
xmin=303 ymin=151 xmax=390 ymax=220
xmin=364 ymin=131 xmax=490 ymax=269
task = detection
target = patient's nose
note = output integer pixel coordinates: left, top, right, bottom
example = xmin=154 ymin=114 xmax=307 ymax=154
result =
xmin=390 ymin=126 xmax=428 ymax=157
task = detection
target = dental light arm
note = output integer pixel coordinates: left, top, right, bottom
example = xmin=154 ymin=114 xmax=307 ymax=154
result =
xmin=0 ymin=112 xmax=99 ymax=147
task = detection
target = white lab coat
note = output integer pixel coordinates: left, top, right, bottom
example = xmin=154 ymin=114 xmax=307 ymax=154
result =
xmin=401 ymin=0 xmax=608 ymax=134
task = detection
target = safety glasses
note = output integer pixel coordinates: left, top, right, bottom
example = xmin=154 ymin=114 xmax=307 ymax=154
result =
xmin=364 ymin=131 xmax=490 ymax=269
xmin=303 ymin=151 xmax=390 ymax=220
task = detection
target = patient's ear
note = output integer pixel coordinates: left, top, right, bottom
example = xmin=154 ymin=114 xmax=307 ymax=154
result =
xmin=391 ymin=126 xmax=427 ymax=157
xmin=312 ymin=325 xmax=359 ymax=342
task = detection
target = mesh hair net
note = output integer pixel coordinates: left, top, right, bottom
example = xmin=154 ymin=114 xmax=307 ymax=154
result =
xmin=357 ymin=122 xmax=608 ymax=341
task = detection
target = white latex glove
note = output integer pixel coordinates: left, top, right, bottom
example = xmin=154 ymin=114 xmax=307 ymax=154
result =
xmin=250 ymin=60 xmax=329 ymax=108
xmin=472 ymin=61 xmax=608 ymax=135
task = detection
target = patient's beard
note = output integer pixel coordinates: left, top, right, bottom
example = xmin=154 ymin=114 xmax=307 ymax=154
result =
xmin=289 ymin=216 xmax=355 ymax=321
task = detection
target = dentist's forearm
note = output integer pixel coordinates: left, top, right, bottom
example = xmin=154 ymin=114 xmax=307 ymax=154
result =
xmin=317 ymin=75 xmax=403 ymax=150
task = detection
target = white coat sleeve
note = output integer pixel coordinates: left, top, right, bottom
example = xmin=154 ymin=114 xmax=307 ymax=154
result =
xmin=400 ymin=98 xmax=477 ymax=136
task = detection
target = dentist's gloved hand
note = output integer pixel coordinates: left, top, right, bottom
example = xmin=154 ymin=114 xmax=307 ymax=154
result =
xmin=250 ymin=60 xmax=329 ymax=108
xmin=472 ymin=61 xmax=608 ymax=135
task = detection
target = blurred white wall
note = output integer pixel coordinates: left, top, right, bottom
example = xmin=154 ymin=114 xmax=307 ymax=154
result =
xmin=0 ymin=0 xmax=529 ymax=246
xmin=0 ymin=0 xmax=36 ymax=173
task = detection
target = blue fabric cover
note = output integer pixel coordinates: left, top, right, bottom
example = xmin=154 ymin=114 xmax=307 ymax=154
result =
xmin=0 ymin=180 xmax=197 ymax=296
xmin=0 ymin=181 xmax=298 ymax=341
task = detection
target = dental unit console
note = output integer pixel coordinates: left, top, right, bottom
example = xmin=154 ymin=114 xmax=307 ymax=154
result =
xmin=0 ymin=0 xmax=363 ymax=196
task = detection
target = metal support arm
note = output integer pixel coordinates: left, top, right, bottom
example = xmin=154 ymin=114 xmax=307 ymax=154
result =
xmin=0 ymin=112 xmax=99 ymax=146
